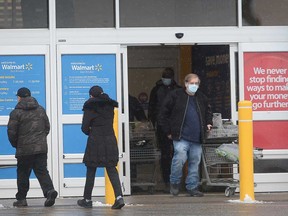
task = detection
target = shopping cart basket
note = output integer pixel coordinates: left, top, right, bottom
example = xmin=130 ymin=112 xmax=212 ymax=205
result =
xmin=129 ymin=121 xmax=161 ymax=194
xmin=201 ymin=143 xmax=263 ymax=197
xmin=130 ymin=146 xmax=161 ymax=194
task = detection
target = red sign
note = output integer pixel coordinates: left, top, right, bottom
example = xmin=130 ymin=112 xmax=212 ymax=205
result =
xmin=244 ymin=52 xmax=288 ymax=111
xmin=254 ymin=121 xmax=288 ymax=149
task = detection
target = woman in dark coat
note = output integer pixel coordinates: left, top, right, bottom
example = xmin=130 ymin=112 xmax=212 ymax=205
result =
xmin=77 ymin=86 xmax=125 ymax=209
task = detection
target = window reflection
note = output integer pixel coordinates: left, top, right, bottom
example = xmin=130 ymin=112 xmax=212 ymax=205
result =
xmin=242 ymin=0 xmax=261 ymax=25
xmin=0 ymin=0 xmax=287 ymax=29
xmin=56 ymin=0 xmax=114 ymax=28
xmin=0 ymin=0 xmax=48 ymax=29
xmin=254 ymin=159 xmax=288 ymax=173
xmin=56 ymin=0 xmax=75 ymax=28
xmin=21 ymin=0 xmax=48 ymax=28
xmin=242 ymin=0 xmax=288 ymax=26
xmin=120 ymin=0 xmax=237 ymax=27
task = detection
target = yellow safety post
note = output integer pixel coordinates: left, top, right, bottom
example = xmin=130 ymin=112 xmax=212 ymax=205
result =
xmin=105 ymin=109 xmax=119 ymax=204
xmin=105 ymin=170 xmax=114 ymax=205
xmin=238 ymin=100 xmax=255 ymax=201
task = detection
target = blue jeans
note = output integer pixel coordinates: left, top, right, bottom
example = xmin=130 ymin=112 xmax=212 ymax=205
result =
xmin=170 ymin=139 xmax=202 ymax=191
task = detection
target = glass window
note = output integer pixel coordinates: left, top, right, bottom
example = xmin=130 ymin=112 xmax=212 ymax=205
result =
xmin=254 ymin=159 xmax=288 ymax=173
xmin=192 ymin=45 xmax=231 ymax=119
xmin=242 ymin=0 xmax=288 ymax=26
xmin=56 ymin=0 xmax=114 ymax=28
xmin=0 ymin=0 xmax=48 ymax=29
xmin=120 ymin=0 xmax=237 ymax=27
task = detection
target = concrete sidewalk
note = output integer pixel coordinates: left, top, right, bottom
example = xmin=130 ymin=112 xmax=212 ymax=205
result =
xmin=1 ymin=192 xmax=288 ymax=216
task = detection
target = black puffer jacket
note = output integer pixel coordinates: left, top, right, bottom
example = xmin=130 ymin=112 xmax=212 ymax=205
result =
xmin=7 ymin=97 xmax=50 ymax=157
xmin=81 ymin=94 xmax=119 ymax=167
xmin=148 ymin=79 xmax=181 ymax=126
xmin=158 ymin=88 xmax=213 ymax=143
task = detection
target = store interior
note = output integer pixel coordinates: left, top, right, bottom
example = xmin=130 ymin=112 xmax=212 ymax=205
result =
xmin=127 ymin=45 xmax=232 ymax=194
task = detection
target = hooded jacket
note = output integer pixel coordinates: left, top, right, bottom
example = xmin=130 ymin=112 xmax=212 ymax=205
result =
xmin=81 ymin=93 xmax=119 ymax=167
xmin=7 ymin=97 xmax=50 ymax=157
xmin=148 ymin=79 xmax=181 ymax=126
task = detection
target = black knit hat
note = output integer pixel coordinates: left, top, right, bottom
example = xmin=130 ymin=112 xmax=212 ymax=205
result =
xmin=162 ymin=68 xmax=174 ymax=78
xmin=89 ymin=85 xmax=103 ymax=97
xmin=16 ymin=87 xmax=31 ymax=98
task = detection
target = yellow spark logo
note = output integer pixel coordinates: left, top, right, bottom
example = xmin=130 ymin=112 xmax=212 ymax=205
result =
xmin=95 ymin=64 xmax=102 ymax=71
xmin=25 ymin=63 xmax=33 ymax=70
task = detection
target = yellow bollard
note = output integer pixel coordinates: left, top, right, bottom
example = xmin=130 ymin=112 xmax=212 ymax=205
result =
xmin=238 ymin=100 xmax=255 ymax=201
xmin=105 ymin=109 xmax=119 ymax=205
xmin=105 ymin=169 xmax=115 ymax=205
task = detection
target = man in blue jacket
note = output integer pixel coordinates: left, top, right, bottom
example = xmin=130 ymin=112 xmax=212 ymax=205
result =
xmin=158 ymin=73 xmax=213 ymax=197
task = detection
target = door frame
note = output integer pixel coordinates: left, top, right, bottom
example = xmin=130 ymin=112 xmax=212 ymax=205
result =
xmin=237 ymin=42 xmax=288 ymax=192
xmin=56 ymin=45 xmax=130 ymax=197
xmin=0 ymin=45 xmax=52 ymax=198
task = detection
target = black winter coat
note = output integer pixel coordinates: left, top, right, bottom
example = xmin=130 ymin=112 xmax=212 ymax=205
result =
xmin=129 ymin=94 xmax=147 ymax=122
xmin=81 ymin=94 xmax=119 ymax=167
xmin=148 ymin=79 xmax=181 ymax=126
xmin=7 ymin=97 xmax=50 ymax=157
xmin=158 ymin=88 xmax=213 ymax=143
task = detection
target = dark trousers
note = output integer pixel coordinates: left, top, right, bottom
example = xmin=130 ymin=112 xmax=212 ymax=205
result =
xmin=84 ymin=166 xmax=122 ymax=200
xmin=156 ymin=125 xmax=173 ymax=184
xmin=16 ymin=153 xmax=54 ymax=200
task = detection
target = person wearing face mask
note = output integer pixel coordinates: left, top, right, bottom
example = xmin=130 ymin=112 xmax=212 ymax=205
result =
xmin=158 ymin=73 xmax=213 ymax=197
xmin=148 ymin=67 xmax=181 ymax=192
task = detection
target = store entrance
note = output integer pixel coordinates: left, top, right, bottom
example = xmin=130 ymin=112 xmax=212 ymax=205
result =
xmin=127 ymin=45 xmax=233 ymax=194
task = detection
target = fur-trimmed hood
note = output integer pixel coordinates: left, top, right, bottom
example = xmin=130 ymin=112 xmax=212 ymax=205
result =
xmin=83 ymin=93 xmax=118 ymax=111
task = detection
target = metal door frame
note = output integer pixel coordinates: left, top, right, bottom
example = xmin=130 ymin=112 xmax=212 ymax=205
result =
xmin=0 ymin=45 xmax=52 ymax=198
xmin=237 ymin=42 xmax=288 ymax=192
xmin=56 ymin=45 xmax=130 ymax=197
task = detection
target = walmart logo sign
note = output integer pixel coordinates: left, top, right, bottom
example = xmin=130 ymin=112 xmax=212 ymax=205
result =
xmin=71 ymin=63 xmax=103 ymax=72
xmin=1 ymin=63 xmax=33 ymax=71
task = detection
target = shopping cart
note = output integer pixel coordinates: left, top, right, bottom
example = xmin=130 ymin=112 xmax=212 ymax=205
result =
xmin=201 ymin=143 xmax=263 ymax=197
xmin=130 ymin=122 xmax=161 ymax=194
xmin=130 ymin=146 xmax=161 ymax=193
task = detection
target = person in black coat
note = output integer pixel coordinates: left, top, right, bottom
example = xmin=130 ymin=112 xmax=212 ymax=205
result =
xmin=129 ymin=94 xmax=147 ymax=122
xmin=77 ymin=86 xmax=125 ymax=209
xmin=148 ymin=68 xmax=181 ymax=192
xmin=158 ymin=73 xmax=213 ymax=197
xmin=7 ymin=87 xmax=58 ymax=207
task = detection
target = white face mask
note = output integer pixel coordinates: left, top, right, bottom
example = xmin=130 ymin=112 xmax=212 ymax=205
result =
xmin=162 ymin=78 xmax=172 ymax=86
xmin=186 ymin=84 xmax=199 ymax=94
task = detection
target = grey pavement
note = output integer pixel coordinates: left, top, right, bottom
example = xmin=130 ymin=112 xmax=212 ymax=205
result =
xmin=1 ymin=192 xmax=288 ymax=216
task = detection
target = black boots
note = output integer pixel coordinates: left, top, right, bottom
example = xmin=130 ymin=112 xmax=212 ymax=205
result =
xmin=111 ymin=197 xmax=125 ymax=209
xmin=187 ymin=189 xmax=204 ymax=197
xmin=44 ymin=189 xmax=58 ymax=207
xmin=13 ymin=189 xmax=58 ymax=207
xmin=77 ymin=197 xmax=125 ymax=209
xmin=170 ymin=183 xmax=180 ymax=196
xmin=77 ymin=199 xmax=93 ymax=208
xmin=13 ymin=199 xmax=28 ymax=207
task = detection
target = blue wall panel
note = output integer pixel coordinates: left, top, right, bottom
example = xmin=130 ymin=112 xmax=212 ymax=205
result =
xmin=63 ymin=124 xmax=87 ymax=154
xmin=0 ymin=125 xmax=15 ymax=155
xmin=64 ymin=164 xmax=104 ymax=178
xmin=0 ymin=166 xmax=36 ymax=179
